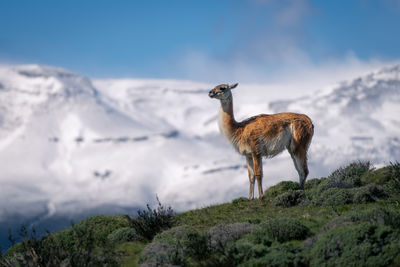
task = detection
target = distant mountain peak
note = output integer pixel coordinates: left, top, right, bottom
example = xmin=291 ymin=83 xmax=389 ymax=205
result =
xmin=13 ymin=64 xmax=75 ymax=78
xmin=0 ymin=64 xmax=98 ymax=98
xmin=0 ymin=65 xmax=103 ymax=142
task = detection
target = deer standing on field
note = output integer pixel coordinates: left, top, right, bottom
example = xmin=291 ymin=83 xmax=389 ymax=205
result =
xmin=208 ymin=83 xmax=314 ymax=200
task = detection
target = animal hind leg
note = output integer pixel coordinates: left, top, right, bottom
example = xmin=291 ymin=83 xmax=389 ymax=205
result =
xmin=246 ymin=156 xmax=255 ymax=200
xmin=252 ymin=154 xmax=263 ymax=200
xmin=289 ymin=147 xmax=309 ymax=189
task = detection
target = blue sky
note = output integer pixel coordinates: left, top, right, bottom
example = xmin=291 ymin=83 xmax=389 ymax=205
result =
xmin=1 ymin=0 xmax=400 ymax=81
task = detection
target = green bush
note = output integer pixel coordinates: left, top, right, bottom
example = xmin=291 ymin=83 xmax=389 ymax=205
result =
xmin=321 ymin=178 xmax=353 ymax=191
xmin=348 ymin=207 xmax=400 ymax=229
xmin=182 ymin=230 xmax=210 ymax=261
xmin=141 ymin=223 xmax=258 ymax=266
xmin=208 ymin=222 xmax=256 ymax=252
xmin=264 ymin=181 xmax=300 ymax=200
xmin=248 ymin=218 xmax=262 ymax=224
xmin=139 ymin=225 xmax=208 ymax=265
xmin=360 ymin=166 xmax=391 ymax=185
xmin=223 ymin=238 xmax=307 ymax=266
xmin=58 ymin=214 xmax=130 ymax=247
xmin=107 ymin=227 xmax=139 ymax=244
xmin=307 ymin=179 xmax=388 ymax=207
xmin=130 ymin=197 xmax=175 ymax=241
xmin=352 ymin=184 xmax=387 ymax=204
xmin=3 ymin=216 xmax=128 ymax=266
xmin=314 ymin=187 xmax=352 ymax=206
xmin=223 ymin=238 xmax=256 ymax=265
xmin=273 ymin=190 xmax=307 ymax=207
xmin=232 ymin=197 xmax=250 ymax=205
xmin=389 ymin=161 xmax=400 ymax=185
xmin=304 ymin=178 xmax=324 ymax=190
xmin=156 ymin=225 xmax=210 ymax=261
xmin=310 ymin=223 xmax=400 ymax=267
xmin=3 ymin=224 xmax=119 ymax=267
xmin=328 ymin=161 xmax=372 ymax=188
xmin=252 ymin=218 xmax=310 ymax=243
xmin=244 ymin=243 xmax=307 ymax=267
xmin=305 ymin=177 xmax=351 ymax=205
xmin=386 ymin=161 xmax=400 ymax=199
xmin=139 ymin=241 xmax=180 ymax=266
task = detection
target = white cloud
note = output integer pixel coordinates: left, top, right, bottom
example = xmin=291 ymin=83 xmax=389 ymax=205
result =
xmin=169 ymin=0 xmax=400 ymax=98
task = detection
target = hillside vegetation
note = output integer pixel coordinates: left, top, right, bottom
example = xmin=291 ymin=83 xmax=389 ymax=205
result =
xmin=1 ymin=161 xmax=400 ymax=266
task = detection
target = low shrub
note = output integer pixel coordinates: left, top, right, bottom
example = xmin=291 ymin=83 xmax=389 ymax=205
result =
xmin=320 ymin=177 xmax=353 ymax=191
xmin=107 ymin=227 xmax=139 ymax=244
xmin=328 ymin=161 xmax=372 ymax=188
xmin=304 ymin=178 xmax=324 ymax=190
xmin=232 ymin=197 xmax=250 ymax=205
xmin=223 ymin=238 xmax=256 ymax=265
xmin=360 ymin=166 xmax=391 ymax=185
xmin=130 ymin=196 xmax=175 ymax=241
xmin=155 ymin=225 xmax=199 ymax=242
xmin=139 ymin=225 xmax=209 ymax=265
xmin=264 ymin=181 xmax=300 ymax=200
xmin=58 ymin=215 xmax=130 ymax=247
xmin=253 ymin=218 xmax=310 ymax=243
xmin=139 ymin=241 xmax=180 ymax=266
xmin=141 ymin=223 xmax=258 ymax=266
xmin=208 ymin=222 xmax=257 ymax=252
xmin=3 ymin=224 xmax=119 ymax=267
xmin=348 ymin=207 xmax=400 ymax=229
xmin=386 ymin=161 xmax=400 ymax=199
xmin=313 ymin=187 xmax=352 ymax=206
xmin=157 ymin=225 xmax=210 ymax=261
xmin=273 ymin=190 xmax=307 ymax=207
xmin=224 ymin=238 xmax=307 ymax=266
xmin=352 ymin=183 xmax=387 ymax=204
xmin=389 ymin=161 xmax=400 ymax=184
xmin=310 ymin=223 xmax=400 ymax=267
xmin=243 ymin=243 xmax=307 ymax=267
xmin=307 ymin=180 xmax=388 ymax=207
xmin=248 ymin=218 xmax=262 ymax=224
xmin=305 ymin=177 xmax=352 ymax=204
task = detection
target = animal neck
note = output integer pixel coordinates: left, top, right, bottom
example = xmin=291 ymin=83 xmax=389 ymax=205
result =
xmin=218 ymin=96 xmax=238 ymax=140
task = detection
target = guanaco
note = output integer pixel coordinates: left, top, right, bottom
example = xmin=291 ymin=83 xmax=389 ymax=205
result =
xmin=209 ymin=83 xmax=314 ymax=200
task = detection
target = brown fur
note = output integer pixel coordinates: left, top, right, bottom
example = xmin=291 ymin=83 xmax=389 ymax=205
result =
xmin=209 ymin=83 xmax=314 ymax=199
xmin=235 ymin=113 xmax=313 ymax=155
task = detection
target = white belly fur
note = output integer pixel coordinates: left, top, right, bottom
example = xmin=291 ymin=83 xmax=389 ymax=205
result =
xmin=259 ymin=127 xmax=292 ymax=157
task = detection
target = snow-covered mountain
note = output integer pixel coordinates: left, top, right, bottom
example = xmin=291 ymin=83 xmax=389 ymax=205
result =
xmin=0 ymin=63 xmax=399 ymax=232
xmin=0 ymin=65 xmax=245 ymax=223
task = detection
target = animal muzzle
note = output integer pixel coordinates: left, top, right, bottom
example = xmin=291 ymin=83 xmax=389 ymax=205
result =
xmin=209 ymin=90 xmax=216 ymax=98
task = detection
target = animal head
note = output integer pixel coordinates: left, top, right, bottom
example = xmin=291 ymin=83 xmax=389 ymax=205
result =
xmin=208 ymin=83 xmax=238 ymax=100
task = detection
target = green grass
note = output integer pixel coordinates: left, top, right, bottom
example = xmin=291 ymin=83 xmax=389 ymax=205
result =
xmin=115 ymin=242 xmax=146 ymax=267
xmin=178 ymin=198 xmax=394 ymax=236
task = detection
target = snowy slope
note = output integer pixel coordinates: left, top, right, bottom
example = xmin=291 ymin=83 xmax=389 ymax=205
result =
xmin=269 ymin=64 xmax=400 ymax=168
xmin=0 ymin=66 xmax=159 ymax=221
xmin=0 ymin=63 xmax=399 ymax=228
xmin=0 ymin=65 xmax=249 ymax=225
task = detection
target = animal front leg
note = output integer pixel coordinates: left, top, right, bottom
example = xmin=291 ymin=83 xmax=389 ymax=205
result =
xmin=246 ymin=156 xmax=255 ymax=200
xmin=252 ymin=154 xmax=263 ymax=200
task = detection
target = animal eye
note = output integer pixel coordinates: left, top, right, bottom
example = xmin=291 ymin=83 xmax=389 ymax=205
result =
xmin=220 ymin=87 xmax=226 ymax=91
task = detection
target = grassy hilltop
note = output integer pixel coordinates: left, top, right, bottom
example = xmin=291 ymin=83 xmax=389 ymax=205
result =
xmin=1 ymin=161 xmax=400 ymax=266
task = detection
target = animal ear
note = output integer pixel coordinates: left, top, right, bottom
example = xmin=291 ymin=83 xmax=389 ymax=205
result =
xmin=229 ymin=83 xmax=238 ymax=89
